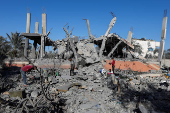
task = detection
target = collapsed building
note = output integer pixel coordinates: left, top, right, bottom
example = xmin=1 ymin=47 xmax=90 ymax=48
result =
xmin=21 ymin=10 xmax=136 ymax=68
xmin=0 ymin=9 xmax=169 ymax=113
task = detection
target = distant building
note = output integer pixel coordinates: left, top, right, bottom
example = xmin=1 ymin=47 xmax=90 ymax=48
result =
xmin=132 ymin=38 xmax=160 ymax=57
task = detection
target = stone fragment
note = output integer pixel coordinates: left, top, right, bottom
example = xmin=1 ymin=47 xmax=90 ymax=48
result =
xmin=31 ymin=91 xmax=39 ymax=98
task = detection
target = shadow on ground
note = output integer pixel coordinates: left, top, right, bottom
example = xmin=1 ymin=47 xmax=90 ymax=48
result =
xmin=113 ymin=81 xmax=170 ymax=113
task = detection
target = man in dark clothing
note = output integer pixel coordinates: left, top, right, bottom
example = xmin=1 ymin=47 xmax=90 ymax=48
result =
xmin=109 ymin=58 xmax=115 ymax=73
xmin=69 ymin=59 xmax=75 ymax=76
xmin=20 ymin=65 xmax=36 ymax=86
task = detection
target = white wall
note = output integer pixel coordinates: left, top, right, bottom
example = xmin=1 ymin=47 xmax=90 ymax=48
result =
xmin=133 ymin=39 xmax=160 ymax=57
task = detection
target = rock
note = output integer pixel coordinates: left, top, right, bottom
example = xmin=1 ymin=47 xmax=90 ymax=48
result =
xmin=31 ymin=91 xmax=39 ymax=98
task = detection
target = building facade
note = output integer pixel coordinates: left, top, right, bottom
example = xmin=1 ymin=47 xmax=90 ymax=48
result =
xmin=132 ymin=38 xmax=160 ymax=58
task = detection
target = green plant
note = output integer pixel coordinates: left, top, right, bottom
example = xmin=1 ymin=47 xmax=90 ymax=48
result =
xmin=6 ymin=31 xmax=24 ymax=58
xmin=0 ymin=36 xmax=12 ymax=65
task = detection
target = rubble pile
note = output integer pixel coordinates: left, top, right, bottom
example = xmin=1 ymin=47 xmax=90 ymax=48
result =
xmin=1 ymin=11 xmax=169 ymax=113
xmin=118 ymin=75 xmax=170 ymax=113
xmin=1 ymin=61 xmax=170 ymax=113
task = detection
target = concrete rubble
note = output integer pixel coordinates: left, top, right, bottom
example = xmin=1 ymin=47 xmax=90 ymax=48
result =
xmin=0 ymin=10 xmax=169 ymax=113
xmin=1 ymin=60 xmax=170 ymax=113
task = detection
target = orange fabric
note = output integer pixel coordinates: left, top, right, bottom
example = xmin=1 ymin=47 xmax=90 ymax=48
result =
xmin=104 ymin=60 xmax=160 ymax=72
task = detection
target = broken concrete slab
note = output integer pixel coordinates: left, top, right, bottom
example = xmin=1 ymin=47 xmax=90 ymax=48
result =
xmin=57 ymin=83 xmax=82 ymax=92
xmin=9 ymin=90 xmax=26 ymax=98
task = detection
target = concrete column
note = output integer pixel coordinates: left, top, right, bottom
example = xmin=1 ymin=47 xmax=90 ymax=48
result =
xmin=105 ymin=17 xmax=116 ymax=36
xmin=40 ymin=35 xmax=45 ymax=58
xmin=158 ymin=16 xmax=168 ymax=63
xmin=40 ymin=13 xmax=46 ymax=58
xmin=42 ymin=13 xmax=46 ymax=35
xmin=24 ymin=13 xmax=31 ymax=57
xmin=31 ymin=22 xmax=39 ymax=59
xmin=32 ymin=41 xmax=37 ymax=59
xmin=99 ymin=37 xmax=107 ymax=59
xmin=108 ymin=40 xmax=122 ymax=57
xmin=161 ymin=17 xmax=168 ymax=40
xmin=158 ymin=40 xmax=165 ymax=64
xmin=127 ymin=31 xmax=132 ymax=44
xmin=99 ymin=17 xmax=116 ymax=59
xmin=85 ymin=19 xmax=92 ymax=38
xmin=35 ymin=22 xmax=39 ymax=33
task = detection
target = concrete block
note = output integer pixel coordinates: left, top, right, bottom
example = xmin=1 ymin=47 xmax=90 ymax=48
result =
xmin=58 ymin=45 xmax=66 ymax=55
xmin=73 ymin=36 xmax=79 ymax=42
xmin=9 ymin=90 xmax=26 ymax=98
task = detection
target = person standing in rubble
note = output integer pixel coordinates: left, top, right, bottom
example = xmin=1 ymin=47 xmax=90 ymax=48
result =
xmin=69 ymin=58 xmax=75 ymax=76
xmin=109 ymin=58 xmax=115 ymax=73
xmin=20 ymin=64 xmax=36 ymax=86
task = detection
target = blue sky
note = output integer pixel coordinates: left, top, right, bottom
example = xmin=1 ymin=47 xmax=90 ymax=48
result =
xmin=0 ymin=0 xmax=170 ymax=51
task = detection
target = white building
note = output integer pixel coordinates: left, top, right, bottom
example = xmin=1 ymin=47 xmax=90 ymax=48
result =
xmin=132 ymin=38 xmax=160 ymax=57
